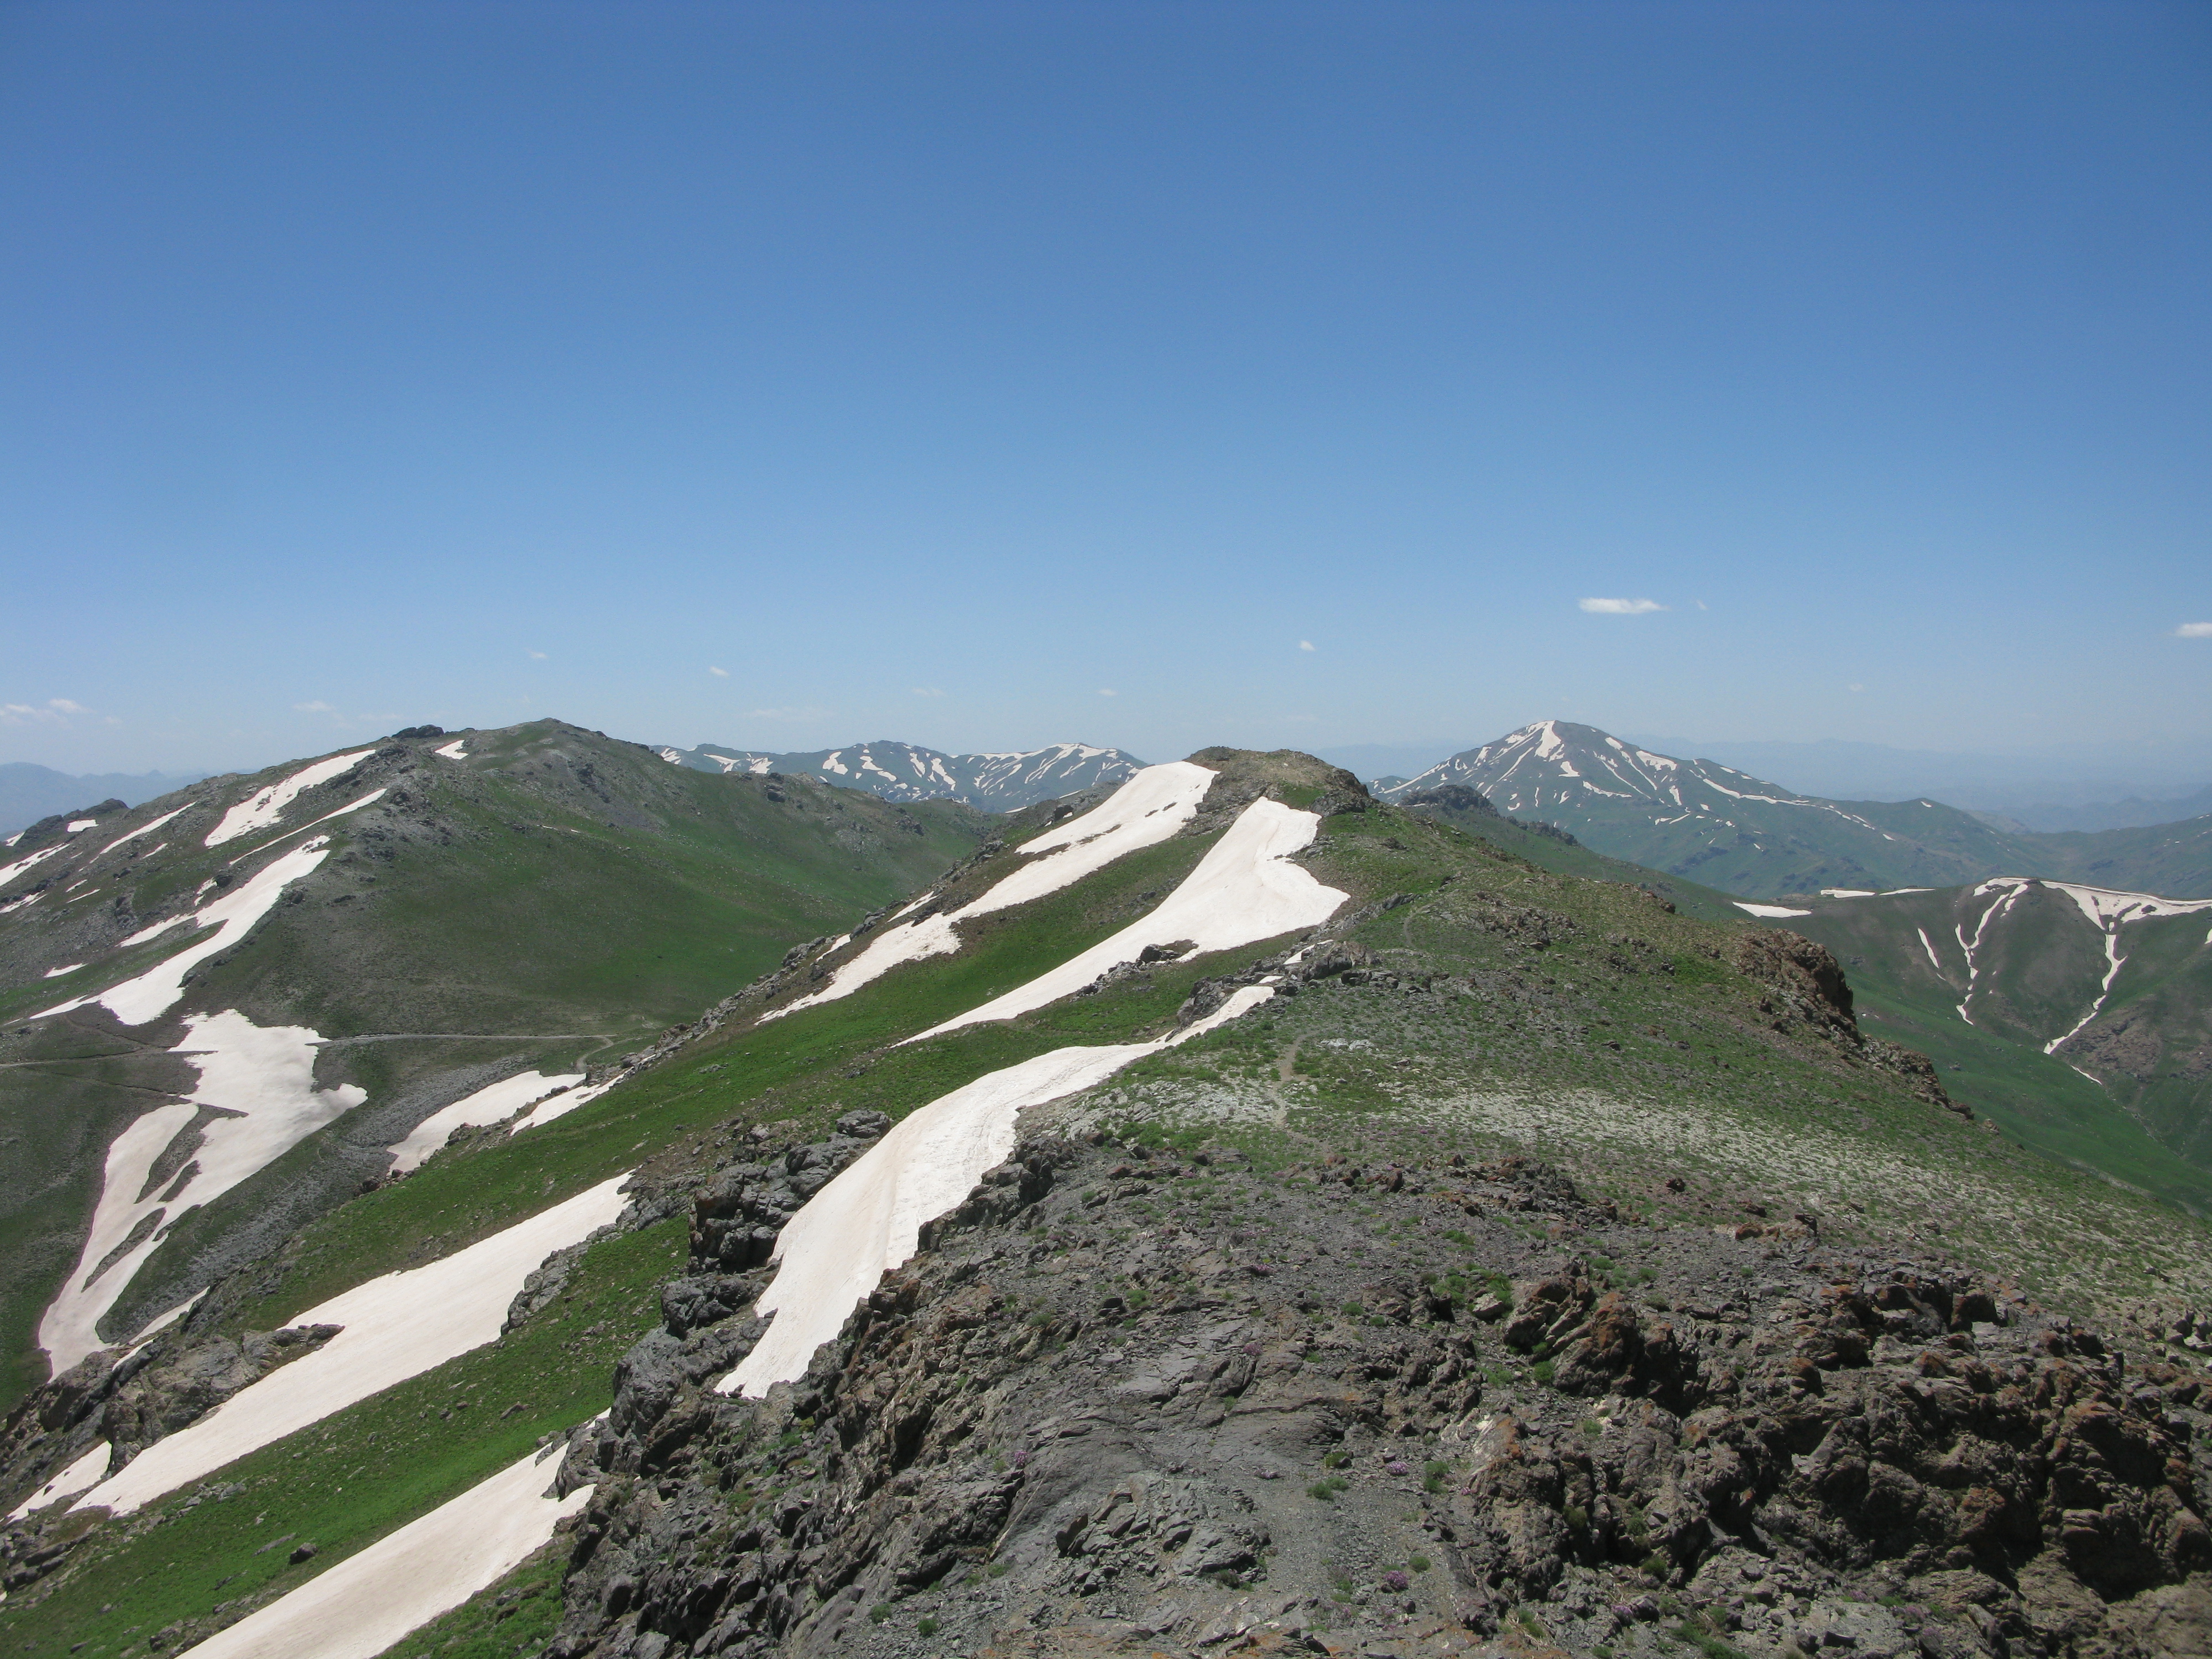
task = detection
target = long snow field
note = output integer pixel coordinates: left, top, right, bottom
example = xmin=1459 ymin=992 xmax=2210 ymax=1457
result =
xmin=390 ymin=1070 xmax=586 ymax=1173
xmin=40 ymin=1009 xmax=370 ymax=1375
xmin=204 ymin=752 xmax=372 ymax=847
xmin=182 ymin=1438 xmax=592 ymax=1659
xmin=762 ymin=761 xmax=1215 ymax=1020
xmin=719 ymin=984 xmax=1281 ymax=1397
xmin=71 ymin=1173 xmax=632 ymax=1516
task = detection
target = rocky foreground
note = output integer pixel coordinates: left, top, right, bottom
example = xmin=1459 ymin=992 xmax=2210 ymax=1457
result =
xmin=529 ymin=1122 xmax=2212 ymax=1659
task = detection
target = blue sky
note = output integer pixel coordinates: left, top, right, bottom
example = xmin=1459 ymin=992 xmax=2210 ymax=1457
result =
xmin=3 ymin=0 xmax=2208 ymax=778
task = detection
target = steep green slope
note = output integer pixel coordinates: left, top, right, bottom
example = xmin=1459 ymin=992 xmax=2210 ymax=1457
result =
xmin=1787 ymin=880 xmax=2212 ymax=1199
xmin=1392 ymin=783 xmax=1749 ymax=923
xmin=0 ymin=721 xmax=985 ymax=1405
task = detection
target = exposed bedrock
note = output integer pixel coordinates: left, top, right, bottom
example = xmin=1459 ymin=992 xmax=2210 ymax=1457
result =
xmin=541 ymin=1139 xmax=2212 ymax=1659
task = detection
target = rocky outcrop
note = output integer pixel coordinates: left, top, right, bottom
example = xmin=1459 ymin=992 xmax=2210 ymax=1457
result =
xmin=536 ymin=1139 xmax=2212 ymax=1659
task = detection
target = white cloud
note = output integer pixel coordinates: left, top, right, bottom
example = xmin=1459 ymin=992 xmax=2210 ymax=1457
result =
xmin=910 ymin=687 xmax=945 ymax=697
xmin=1695 ymin=600 xmax=1708 ymax=612
xmin=740 ymin=706 xmax=830 ymax=721
xmin=2176 ymin=622 xmax=2212 ymax=639
xmin=294 ymin=701 xmax=337 ymax=714
xmin=1098 ymin=688 xmax=1118 ymax=697
xmin=708 ymin=666 xmax=729 ymax=677
xmin=1847 ymin=683 xmax=1865 ymax=693
xmin=2 ymin=700 xmax=93 ymax=726
xmin=1298 ymin=640 xmax=1316 ymax=652
xmin=529 ymin=650 xmax=549 ymax=660
xmin=1578 ymin=597 xmax=1667 ymax=615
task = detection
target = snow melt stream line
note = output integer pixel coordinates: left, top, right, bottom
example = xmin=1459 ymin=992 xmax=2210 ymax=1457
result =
xmin=72 ymin=1174 xmax=632 ymax=1516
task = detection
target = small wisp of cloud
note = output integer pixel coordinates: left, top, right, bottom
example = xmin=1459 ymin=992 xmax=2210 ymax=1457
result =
xmin=708 ymin=666 xmax=729 ymax=677
xmin=911 ymin=687 xmax=945 ymax=697
xmin=2177 ymin=622 xmax=2212 ymax=639
xmin=1299 ymin=640 xmax=1316 ymax=651
xmin=294 ymin=701 xmax=336 ymax=714
xmin=529 ymin=650 xmax=549 ymax=660
xmin=1579 ymin=597 xmax=1667 ymax=615
xmin=1098 ymin=688 xmax=1118 ymax=697
xmin=0 ymin=698 xmax=91 ymax=726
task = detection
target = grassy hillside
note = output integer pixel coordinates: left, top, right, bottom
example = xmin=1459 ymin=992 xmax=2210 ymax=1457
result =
xmin=1789 ymin=882 xmax=2212 ymax=1202
xmin=0 ymin=722 xmax=986 ymax=1406
xmin=7 ymin=756 xmax=2209 ymax=1658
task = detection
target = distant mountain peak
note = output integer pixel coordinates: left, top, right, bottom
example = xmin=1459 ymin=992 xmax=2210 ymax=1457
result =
xmin=654 ymin=738 xmax=1143 ymax=811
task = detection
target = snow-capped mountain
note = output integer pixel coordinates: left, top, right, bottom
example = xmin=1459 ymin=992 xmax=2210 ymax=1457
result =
xmin=654 ymin=739 xmax=1142 ymax=811
xmin=1379 ymin=720 xmax=2212 ymax=901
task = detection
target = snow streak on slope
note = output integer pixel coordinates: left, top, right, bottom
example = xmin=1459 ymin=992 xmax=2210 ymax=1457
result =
xmin=909 ymin=797 xmax=1344 ymax=1042
xmin=90 ymin=805 xmax=190 ymax=862
xmin=763 ymin=762 xmax=1215 ymax=1021
xmin=73 ymin=1175 xmax=632 ymax=1516
xmin=184 ymin=1439 xmax=592 ymax=1659
xmin=204 ymin=752 xmax=371 ymax=847
xmin=389 ymin=1070 xmax=586 ymax=1173
xmin=433 ymin=739 xmax=468 ymax=760
xmin=6 ymin=1442 xmax=110 ymax=1521
xmin=39 ymin=1010 xmax=370 ymax=1374
xmin=719 ymin=986 xmax=1280 ymax=1398
xmin=39 ymin=837 xmax=337 ymax=1027
xmin=1962 ymin=877 xmax=2212 ymax=1056
xmin=1734 ymin=902 xmax=1812 ymax=919
xmin=226 ymin=790 xmax=385 ymax=862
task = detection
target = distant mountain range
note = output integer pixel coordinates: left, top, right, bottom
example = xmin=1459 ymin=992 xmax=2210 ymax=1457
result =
xmin=654 ymin=738 xmax=1142 ymax=810
xmin=0 ymin=764 xmax=208 ymax=839
xmin=1374 ymin=719 xmax=2212 ymax=899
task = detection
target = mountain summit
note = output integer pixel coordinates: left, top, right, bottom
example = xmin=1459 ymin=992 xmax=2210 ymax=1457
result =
xmin=1382 ymin=720 xmax=2212 ymax=900
xmin=655 ymin=739 xmax=1141 ymax=811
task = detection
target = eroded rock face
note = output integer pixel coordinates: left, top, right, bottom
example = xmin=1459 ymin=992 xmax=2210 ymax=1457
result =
xmin=538 ymin=1142 xmax=2212 ymax=1659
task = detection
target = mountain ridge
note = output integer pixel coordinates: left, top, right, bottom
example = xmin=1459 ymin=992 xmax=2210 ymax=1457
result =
xmin=1377 ymin=719 xmax=2212 ymax=899
xmin=655 ymin=739 xmax=1142 ymax=811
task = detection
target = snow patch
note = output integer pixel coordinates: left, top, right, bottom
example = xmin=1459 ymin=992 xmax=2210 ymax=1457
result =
xmin=227 ymin=790 xmax=386 ymax=862
xmin=38 ymin=1009 xmax=369 ymax=1376
xmin=433 ymin=739 xmax=468 ymax=760
xmin=721 ymin=987 xmax=1277 ymax=1397
xmin=388 ymin=1071 xmax=587 ymax=1173
xmin=906 ymin=797 xmax=1344 ymax=1043
xmin=42 ymin=963 xmax=84 ymax=978
xmin=39 ymin=837 xmax=337 ymax=1027
xmin=74 ymin=1175 xmax=630 ymax=1516
xmin=67 ymin=818 xmax=98 ymax=833
xmin=180 ymin=1439 xmax=593 ymax=1659
xmin=205 ymin=751 xmax=372 ymax=847
xmin=7 ymin=1441 xmax=111 ymax=1521
xmin=92 ymin=806 xmax=190 ymax=862
xmin=763 ymin=764 xmax=1215 ymax=1021
xmin=1734 ymin=902 xmax=1811 ymax=919
xmin=1917 ymin=928 xmax=1944 ymax=974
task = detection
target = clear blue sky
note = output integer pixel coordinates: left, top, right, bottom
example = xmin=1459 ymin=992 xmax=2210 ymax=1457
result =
xmin=4 ymin=0 xmax=2208 ymax=778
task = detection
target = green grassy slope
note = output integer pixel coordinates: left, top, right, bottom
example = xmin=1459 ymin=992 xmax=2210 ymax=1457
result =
xmin=1788 ymin=883 xmax=2212 ymax=1199
xmin=0 ymin=722 xmax=987 ymax=1406
xmin=8 ymin=758 xmax=2210 ymax=1657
